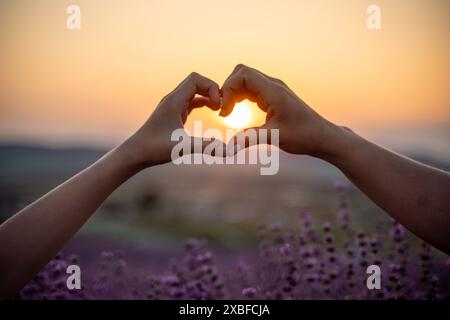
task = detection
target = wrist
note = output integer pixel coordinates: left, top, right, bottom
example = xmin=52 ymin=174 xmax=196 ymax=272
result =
xmin=114 ymin=136 xmax=155 ymax=173
xmin=313 ymin=122 xmax=359 ymax=166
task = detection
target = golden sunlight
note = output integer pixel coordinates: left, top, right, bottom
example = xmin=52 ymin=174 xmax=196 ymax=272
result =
xmin=223 ymin=102 xmax=252 ymax=129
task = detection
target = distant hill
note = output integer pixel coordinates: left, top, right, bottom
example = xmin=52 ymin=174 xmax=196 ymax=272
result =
xmin=0 ymin=143 xmax=448 ymax=181
xmin=0 ymin=144 xmax=106 ymax=180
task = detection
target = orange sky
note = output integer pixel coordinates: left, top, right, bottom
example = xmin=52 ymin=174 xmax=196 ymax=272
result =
xmin=0 ymin=0 xmax=449 ymax=148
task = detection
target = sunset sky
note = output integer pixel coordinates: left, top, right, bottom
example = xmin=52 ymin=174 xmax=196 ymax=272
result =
xmin=0 ymin=0 xmax=449 ymax=156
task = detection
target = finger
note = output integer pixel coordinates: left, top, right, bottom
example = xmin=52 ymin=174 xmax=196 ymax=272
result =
xmin=227 ymin=123 xmax=272 ymax=155
xmin=220 ymin=87 xmax=250 ymax=117
xmin=198 ymin=137 xmax=226 ymax=157
xmin=188 ymin=136 xmax=227 ymax=157
xmin=171 ymin=132 xmax=227 ymax=160
xmin=182 ymin=97 xmax=221 ymax=124
xmin=176 ymin=72 xmax=221 ymax=108
xmin=220 ymin=65 xmax=273 ymax=117
xmin=188 ymin=97 xmax=221 ymax=112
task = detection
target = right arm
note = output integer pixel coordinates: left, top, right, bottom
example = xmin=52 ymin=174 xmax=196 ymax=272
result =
xmin=220 ymin=64 xmax=450 ymax=254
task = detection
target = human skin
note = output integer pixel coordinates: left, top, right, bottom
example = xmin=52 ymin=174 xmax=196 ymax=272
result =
xmin=1 ymin=66 xmax=449 ymax=298
xmin=0 ymin=72 xmax=223 ymax=297
xmin=221 ymin=64 xmax=450 ymax=256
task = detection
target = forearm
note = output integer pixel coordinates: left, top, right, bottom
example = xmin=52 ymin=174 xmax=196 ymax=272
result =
xmin=0 ymin=71 xmax=220 ymax=298
xmin=322 ymin=125 xmax=450 ymax=253
xmin=0 ymin=142 xmax=143 ymax=297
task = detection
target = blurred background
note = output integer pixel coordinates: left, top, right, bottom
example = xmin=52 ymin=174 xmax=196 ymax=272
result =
xmin=0 ymin=0 xmax=449 ymax=269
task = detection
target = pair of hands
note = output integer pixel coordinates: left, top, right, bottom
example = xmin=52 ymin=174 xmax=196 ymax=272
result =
xmin=123 ymin=64 xmax=343 ymax=168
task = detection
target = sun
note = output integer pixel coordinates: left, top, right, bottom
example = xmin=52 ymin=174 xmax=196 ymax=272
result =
xmin=223 ymin=102 xmax=252 ymax=129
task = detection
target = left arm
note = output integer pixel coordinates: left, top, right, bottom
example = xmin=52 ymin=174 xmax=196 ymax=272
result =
xmin=0 ymin=72 xmax=222 ymax=298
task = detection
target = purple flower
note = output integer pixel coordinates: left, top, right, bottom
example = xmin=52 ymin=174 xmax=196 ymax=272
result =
xmin=242 ymin=287 xmax=257 ymax=298
xmin=279 ymin=243 xmax=292 ymax=255
xmin=160 ymin=275 xmax=180 ymax=286
xmin=16 ymin=183 xmax=449 ymax=300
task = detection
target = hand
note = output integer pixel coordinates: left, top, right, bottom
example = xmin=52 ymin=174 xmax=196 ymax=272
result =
xmin=122 ymin=72 xmax=223 ymax=168
xmin=220 ymin=64 xmax=341 ymax=159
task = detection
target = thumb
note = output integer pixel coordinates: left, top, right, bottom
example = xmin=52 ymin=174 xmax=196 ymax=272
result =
xmin=227 ymin=123 xmax=273 ymax=155
xmin=169 ymin=131 xmax=226 ymax=162
xmin=189 ymin=136 xmax=227 ymax=157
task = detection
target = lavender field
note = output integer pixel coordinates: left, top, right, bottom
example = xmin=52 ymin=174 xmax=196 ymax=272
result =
xmin=1 ymin=145 xmax=449 ymax=300
xmin=16 ymin=185 xmax=450 ymax=300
